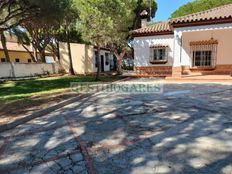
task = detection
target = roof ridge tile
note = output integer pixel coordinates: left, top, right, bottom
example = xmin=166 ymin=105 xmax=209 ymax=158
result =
xmin=170 ymin=3 xmax=232 ymax=23
xmin=132 ymin=3 xmax=232 ymax=37
xmin=171 ymin=3 xmax=232 ymax=24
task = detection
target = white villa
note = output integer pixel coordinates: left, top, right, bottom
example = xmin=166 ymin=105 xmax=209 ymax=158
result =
xmin=132 ymin=4 xmax=232 ymax=77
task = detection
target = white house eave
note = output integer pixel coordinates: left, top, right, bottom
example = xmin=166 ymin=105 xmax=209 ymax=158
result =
xmin=174 ymin=23 xmax=232 ymax=33
xmin=133 ymin=34 xmax=174 ymax=40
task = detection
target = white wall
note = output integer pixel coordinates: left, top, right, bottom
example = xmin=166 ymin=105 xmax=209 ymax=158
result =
xmin=59 ymin=42 xmax=92 ymax=74
xmin=133 ymin=23 xmax=232 ymax=69
xmin=133 ymin=35 xmax=174 ymax=67
xmin=93 ymin=49 xmax=112 ymax=72
xmin=0 ymin=63 xmax=60 ymax=78
xmin=181 ymin=28 xmax=232 ymax=66
xmin=59 ymin=42 xmax=112 ymax=74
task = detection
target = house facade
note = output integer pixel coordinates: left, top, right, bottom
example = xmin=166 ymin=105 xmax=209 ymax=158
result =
xmin=59 ymin=42 xmax=116 ymax=75
xmin=0 ymin=36 xmax=56 ymax=63
xmin=132 ymin=4 xmax=232 ymax=77
xmin=0 ymin=36 xmax=60 ymax=79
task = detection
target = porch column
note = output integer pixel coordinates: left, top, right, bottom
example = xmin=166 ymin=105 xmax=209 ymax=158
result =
xmin=172 ymin=30 xmax=182 ymax=77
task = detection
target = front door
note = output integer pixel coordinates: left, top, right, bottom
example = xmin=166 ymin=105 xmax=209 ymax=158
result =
xmin=101 ymin=55 xmax=104 ymax=72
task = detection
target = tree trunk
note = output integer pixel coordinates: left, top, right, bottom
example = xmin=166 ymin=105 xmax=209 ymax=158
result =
xmin=41 ymin=50 xmax=46 ymax=62
xmin=32 ymin=42 xmax=39 ymax=63
xmin=95 ymin=45 xmax=101 ymax=81
xmin=114 ymin=50 xmax=126 ymax=75
xmin=67 ymin=29 xmax=75 ymax=75
xmin=38 ymin=44 xmax=47 ymax=63
xmin=22 ymin=44 xmax=37 ymax=62
xmin=56 ymin=40 xmax=60 ymax=61
xmin=0 ymin=31 xmax=10 ymax=62
xmin=0 ymin=30 xmax=15 ymax=77
xmin=117 ymin=59 xmax=123 ymax=75
xmin=34 ymin=48 xmax=39 ymax=62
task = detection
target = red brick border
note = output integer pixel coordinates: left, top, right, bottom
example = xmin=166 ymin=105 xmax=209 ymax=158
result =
xmin=64 ymin=115 xmax=96 ymax=174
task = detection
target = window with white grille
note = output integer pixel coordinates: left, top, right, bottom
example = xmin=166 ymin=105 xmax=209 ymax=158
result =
xmin=153 ymin=48 xmax=166 ymax=60
xmin=149 ymin=45 xmax=168 ymax=64
xmin=190 ymin=39 xmax=218 ymax=68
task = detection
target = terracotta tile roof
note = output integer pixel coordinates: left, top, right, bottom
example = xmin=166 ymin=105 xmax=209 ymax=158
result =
xmin=131 ymin=22 xmax=173 ymax=36
xmin=171 ymin=3 xmax=232 ymax=25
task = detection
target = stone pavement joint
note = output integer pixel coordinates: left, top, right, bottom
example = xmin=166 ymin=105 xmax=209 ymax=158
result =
xmin=64 ymin=115 xmax=96 ymax=174
xmin=1 ymin=79 xmax=232 ymax=174
xmin=0 ymin=149 xmax=81 ymax=173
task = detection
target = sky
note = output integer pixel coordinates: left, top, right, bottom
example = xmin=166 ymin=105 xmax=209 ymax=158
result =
xmin=154 ymin=0 xmax=193 ymax=21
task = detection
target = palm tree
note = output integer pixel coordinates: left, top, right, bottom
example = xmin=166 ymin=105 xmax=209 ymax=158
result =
xmin=0 ymin=31 xmax=10 ymax=62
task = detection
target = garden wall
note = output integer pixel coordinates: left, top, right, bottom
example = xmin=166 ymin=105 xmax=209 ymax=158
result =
xmin=0 ymin=63 xmax=61 ymax=79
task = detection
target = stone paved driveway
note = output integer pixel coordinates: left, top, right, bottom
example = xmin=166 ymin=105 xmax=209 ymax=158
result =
xmin=0 ymin=79 xmax=232 ymax=174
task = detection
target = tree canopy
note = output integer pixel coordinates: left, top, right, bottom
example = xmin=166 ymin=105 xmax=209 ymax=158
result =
xmin=133 ymin=0 xmax=157 ymax=29
xmin=0 ymin=0 xmax=78 ymax=63
xmin=0 ymin=0 xmax=157 ymax=73
xmin=76 ymin=0 xmax=137 ymax=78
xmin=0 ymin=0 xmax=39 ymax=62
xmin=22 ymin=0 xmax=75 ymax=62
xmin=171 ymin=0 xmax=232 ymax=19
xmin=0 ymin=0 xmax=38 ymax=32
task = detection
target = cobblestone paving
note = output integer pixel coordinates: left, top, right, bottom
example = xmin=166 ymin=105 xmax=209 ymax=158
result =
xmin=0 ymin=79 xmax=232 ymax=174
xmin=0 ymin=110 xmax=88 ymax=174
